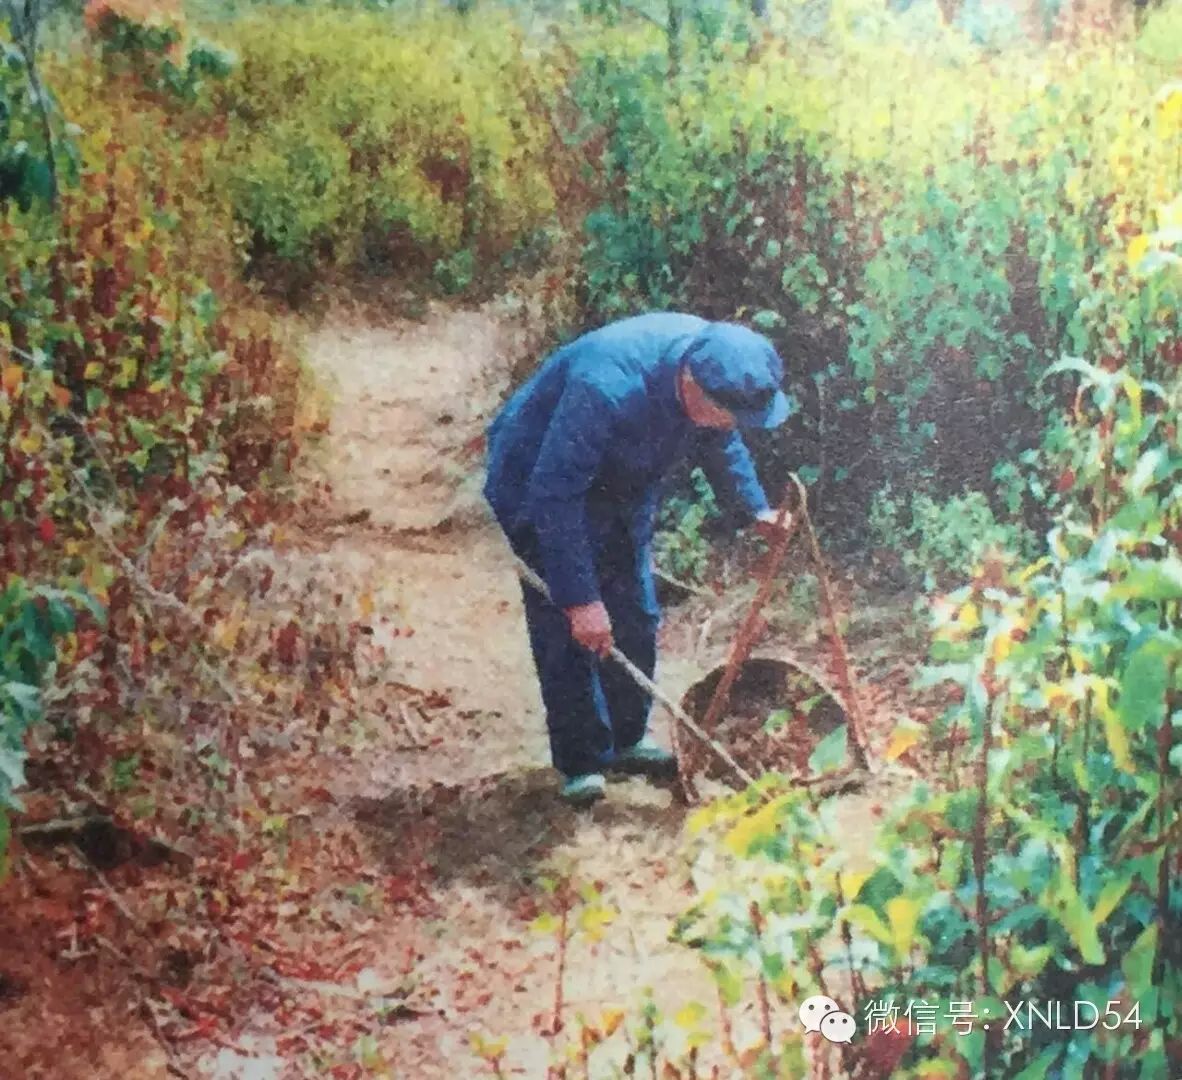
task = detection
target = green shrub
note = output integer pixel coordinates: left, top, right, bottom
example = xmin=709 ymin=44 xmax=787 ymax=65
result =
xmin=0 ymin=583 xmax=99 ymax=820
xmin=85 ymin=0 xmax=236 ymax=102
xmin=1137 ymin=0 xmax=1182 ymax=66
xmin=211 ymin=10 xmax=562 ymax=286
xmin=674 ymin=362 xmax=1180 ymax=1078
xmin=654 ymin=467 xmax=720 ymax=584
xmin=564 ymin=4 xmax=1179 ymax=530
xmin=2 ymin=23 xmax=300 ymax=863
xmin=869 ymin=487 xmax=1037 ymax=589
xmin=433 ymin=246 xmax=476 ymax=295
xmin=226 ymin=117 xmax=354 ymax=263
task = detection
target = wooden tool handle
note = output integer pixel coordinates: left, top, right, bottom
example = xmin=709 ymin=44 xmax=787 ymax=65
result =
xmin=697 ymin=489 xmax=800 ymax=737
xmin=513 ymin=558 xmax=757 ymax=792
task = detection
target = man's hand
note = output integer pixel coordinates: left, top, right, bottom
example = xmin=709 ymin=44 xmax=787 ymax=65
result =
xmin=753 ymin=507 xmax=794 ymax=544
xmin=566 ymin=601 xmax=614 ymax=657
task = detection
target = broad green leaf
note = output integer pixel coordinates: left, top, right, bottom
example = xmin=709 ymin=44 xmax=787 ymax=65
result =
xmin=469 ymin=1032 xmax=508 ymax=1062
xmin=807 ymin=724 xmax=846 ymax=775
xmin=835 ymin=869 xmax=870 ymax=902
xmin=19 ymin=601 xmax=53 ymax=664
xmin=1091 ymin=873 xmax=1132 ymax=927
xmin=1051 ymin=871 xmax=1104 ymax=965
xmin=577 ymin=903 xmax=615 ymax=941
xmin=674 ymin=1001 xmax=707 ymax=1029
xmin=75 ymin=590 xmax=107 ymax=626
xmin=957 ymin=1028 xmax=986 ymax=1070
xmin=1117 ymin=639 xmax=1172 ymax=738
xmin=712 ymin=962 xmax=743 ymax=1006
xmin=1097 ymin=690 xmax=1133 ymax=773
xmin=1119 ymin=372 xmax=1144 ymax=426
xmin=0 ymin=747 xmax=25 ymax=805
xmin=1137 ymin=249 xmax=1181 ymax=275
xmin=968 ymin=674 xmax=990 ymax=740
xmin=884 ymin=721 xmax=923 ymax=761
xmin=853 ymin=867 xmax=903 ymax=909
xmin=885 ymin=895 xmax=920 ymax=955
xmin=843 ymin=903 xmax=892 ymax=946
xmin=2 ymin=681 xmax=40 ymax=720
xmin=529 ymin=912 xmax=560 ymax=935
xmin=1121 ymin=924 xmax=1157 ymax=1000
xmin=1112 ymin=557 xmax=1182 ymax=601
xmin=723 ymin=793 xmax=791 ymax=855
xmin=1127 ymin=447 xmax=1166 ymax=495
xmin=764 ymin=708 xmax=791 ymax=733
xmin=1009 ymin=942 xmax=1053 ymax=980
xmin=46 ymin=597 xmax=75 ymax=636
xmin=1000 ymin=800 xmax=1076 ymax=883
xmin=1137 ymin=1032 xmax=1167 ymax=1078
xmin=127 ymin=416 xmax=160 ymax=450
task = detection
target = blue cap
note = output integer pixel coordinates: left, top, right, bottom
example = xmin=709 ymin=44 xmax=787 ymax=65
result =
xmin=682 ymin=322 xmax=793 ymax=429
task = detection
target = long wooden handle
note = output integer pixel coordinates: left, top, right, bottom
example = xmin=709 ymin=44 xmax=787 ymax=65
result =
xmin=512 ymin=473 xmax=874 ymax=794
xmin=696 ymin=475 xmax=871 ymax=778
xmin=513 ymin=558 xmax=757 ymax=791
xmin=697 ymin=490 xmax=800 ymax=738
xmin=786 ymin=474 xmax=870 ymax=772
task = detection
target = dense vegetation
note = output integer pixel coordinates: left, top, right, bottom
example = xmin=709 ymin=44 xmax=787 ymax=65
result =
xmin=2 ymin=0 xmax=299 ymax=847
xmin=1 ymin=0 xmax=1178 ymax=1074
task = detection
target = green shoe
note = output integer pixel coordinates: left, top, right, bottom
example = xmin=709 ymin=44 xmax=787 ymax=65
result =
xmin=607 ymin=737 xmax=678 ymax=781
xmin=561 ymin=773 xmax=606 ymax=806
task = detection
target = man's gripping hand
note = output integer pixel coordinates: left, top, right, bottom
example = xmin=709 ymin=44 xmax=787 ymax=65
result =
xmin=565 ymin=601 xmax=614 ymax=658
xmin=753 ymin=507 xmax=794 ymax=544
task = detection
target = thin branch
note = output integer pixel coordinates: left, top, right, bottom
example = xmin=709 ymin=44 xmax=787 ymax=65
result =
xmin=396 ymin=699 xmax=428 ymax=749
xmin=18 ymin=814 xmax=108 ymax=836
xmin=789 ymin=474 xmax=871 ymax=772
xmin=0 ymin=339 xmax=41 ymax=365
xmin=749 ymin=902 xmax=774 ymax=1051
xmin=35 ymin=417 xmax=246 ymax=709
xmin=89 ymin=937 xmax=196 ymax=1080
xmin=973 ymin=691 xmax=995 ymax=1078
xmin=654 ymin=567 xmax=717 ymax=601
xmin=70 ymin=843 xmax=147 ymax=933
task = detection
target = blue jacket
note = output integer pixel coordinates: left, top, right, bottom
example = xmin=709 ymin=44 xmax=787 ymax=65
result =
xmin=484 ymin=313 xmax=772 ymax=609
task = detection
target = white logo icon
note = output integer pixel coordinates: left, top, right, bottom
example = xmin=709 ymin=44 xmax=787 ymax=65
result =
xmin=798 ymin=995 xmax=840 ymax=1033
xmin=820 ymin=1011 xmax=857 ymax=1044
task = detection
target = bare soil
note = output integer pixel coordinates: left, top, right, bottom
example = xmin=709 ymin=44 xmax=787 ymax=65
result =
xmin=277 ymin=300 xmax=721 ymax=1077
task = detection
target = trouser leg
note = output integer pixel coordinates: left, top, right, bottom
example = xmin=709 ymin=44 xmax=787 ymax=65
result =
xmin=513 ymin=534 xmax=614 ymax=779
xmin=506 ymin=518 xmax=660 ymax=776
xmin=597 ymin=539 xmax=660 ymax=752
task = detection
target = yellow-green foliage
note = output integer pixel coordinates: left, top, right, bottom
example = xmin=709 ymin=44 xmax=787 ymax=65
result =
xmin=211 ymin=10 xmax=562 ymax=275
xmin=569 ymin=0 xmax=1179 ymax=510
xmin=572 ymin=0 xmax=1176 ymax=273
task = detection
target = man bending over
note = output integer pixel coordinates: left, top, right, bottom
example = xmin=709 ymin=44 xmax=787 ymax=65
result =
xmin=484 ymin=312 xmax=792 ymax=804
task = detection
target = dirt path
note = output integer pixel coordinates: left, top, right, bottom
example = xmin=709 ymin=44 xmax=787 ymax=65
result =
xmin=249 ymin=302 xmax=723 ymax=1077
xmin=185 ymin=300 xmax=915 ymax=1080
xmin=291 ymin=305 xmax=549 ymax=778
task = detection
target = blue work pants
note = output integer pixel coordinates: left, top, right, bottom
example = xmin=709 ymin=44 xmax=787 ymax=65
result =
xmin=508 ymin=517 xmax=659 ymax=778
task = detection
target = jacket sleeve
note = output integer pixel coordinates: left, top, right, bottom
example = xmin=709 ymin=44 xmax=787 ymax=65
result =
xmin=697 ymin=429 xmax=771 ymax=522
xmin=524 ymin=377 xmax=615 ymax=610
